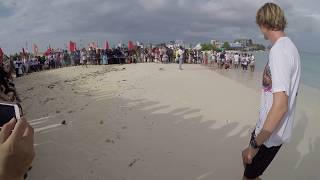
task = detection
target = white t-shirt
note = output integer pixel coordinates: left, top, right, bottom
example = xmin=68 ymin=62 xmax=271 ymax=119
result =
xmin=81 ymin=52 xmax=86 ymax=61
xmin=255 ymin=37 xmax=301 ymax=147
xmin=250 ymin=55 xmax=255 ymax=65
xmin=212 ymin=54 xmax=216 ymax=60
xmin=234 ymin=54 xmax=239 ymax=62
xmin=242 ymin=57 xmax=247 ymax=65
xmin=178 ymin=49 xmax=183 ymax=58
xmin=225 ymin=53 xmax=230 ymax=61
xmin=215 ymin=52 xmax=218 ymax=61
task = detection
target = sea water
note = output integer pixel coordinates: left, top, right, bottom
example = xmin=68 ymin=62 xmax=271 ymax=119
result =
xmin=254 ymin=51 xmax=320 ymax=90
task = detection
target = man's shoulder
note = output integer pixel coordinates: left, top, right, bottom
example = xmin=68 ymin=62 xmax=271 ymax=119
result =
xmin=271 ymin=37 xmax=298 ymax=58
xmin=272 ymin=37 xmax=296 ymax=50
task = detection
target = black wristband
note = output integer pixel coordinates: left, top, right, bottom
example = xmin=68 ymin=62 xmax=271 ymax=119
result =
xmin=250 ymin=138 xmax=261 ymax=149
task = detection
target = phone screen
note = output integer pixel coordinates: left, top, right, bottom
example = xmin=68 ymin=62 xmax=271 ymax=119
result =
xmin=0 ymin=104 xmax=17 ymax=127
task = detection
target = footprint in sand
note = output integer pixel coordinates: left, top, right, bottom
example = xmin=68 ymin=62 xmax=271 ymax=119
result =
xmin=47 ymin=84 xmax=55 ymax=89
xmin=128 ymin=158 xmax=140 ymax=168
xmin=68 ymin=110 xmax=74 ymax=114
xmin=105 ymin=139 xmax=115 ymax=144
xmin=43 ymin=97 xmax=55 ymax=104
xmin=27 ymin=87 xmax=34 ymax=91
xmin=47 ymin=81 xmax=60 ymax=89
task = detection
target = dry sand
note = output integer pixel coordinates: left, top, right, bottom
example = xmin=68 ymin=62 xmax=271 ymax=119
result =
xmin=15 ymin=63 xmax=320 ymax=180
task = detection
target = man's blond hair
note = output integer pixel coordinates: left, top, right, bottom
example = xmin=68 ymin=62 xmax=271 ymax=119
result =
xmin=256 ymin=2 xmax=287 ymax=31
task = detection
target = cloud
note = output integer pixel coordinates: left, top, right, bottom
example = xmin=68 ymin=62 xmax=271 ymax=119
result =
xmin=0 ymin=0 xmax=319 ymax=53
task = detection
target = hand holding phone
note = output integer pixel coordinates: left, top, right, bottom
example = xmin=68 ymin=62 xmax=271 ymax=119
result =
xmin=0 ymin=102 xmax=22 ymax=127
xmin=0 ymin=118 xmax=35 ymax=180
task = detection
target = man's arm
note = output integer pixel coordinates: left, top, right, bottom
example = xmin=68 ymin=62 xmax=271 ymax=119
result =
xmin=255 ymin=91 xmax=289 ymax=146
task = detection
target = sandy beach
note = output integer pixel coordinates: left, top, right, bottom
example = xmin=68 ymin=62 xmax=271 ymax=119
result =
xmin=15 ymin=63 xmax=320 ymax=180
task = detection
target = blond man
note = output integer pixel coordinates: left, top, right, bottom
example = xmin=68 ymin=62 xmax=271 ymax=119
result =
xmin=242 ymin=3 xmax=301 ymax=179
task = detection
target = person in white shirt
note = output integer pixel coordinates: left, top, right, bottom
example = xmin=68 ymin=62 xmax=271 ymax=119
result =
xmin=163 ymin=53 xmax=168 ymax=64
xmin=245 ymin=54 xmax=250 ymax=70
xmin=177 ymin=48 xmax=184 ymax=70
xmin=211 ymin=51 xmax=216 ymax=67
xmin=159 ymin=47 xmax=165 ymax=63
xmin=242 ymin=3 xmax=301 ymax=179
xmin=216 ymin=52 xmax=221 ymax=68
xmin=80 ymin=49 xmax=88 ymax=68
xmin=60 ymin=53 xmax=64 ymax=67
xmin=234 ymin=53 xmax=240 ymax=69
xmin=249 ymin=54 xmax=255 ymax=72
xmin=14 ymin=58 xmax=23 ymax=77
xmin=241 ymin=54 xmax=247 ymax=71
xmin=188 ymin=50 xmax=193 ymax=64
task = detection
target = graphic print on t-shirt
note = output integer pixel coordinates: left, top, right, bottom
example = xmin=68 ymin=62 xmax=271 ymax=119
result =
xmin=262 ymin=63 xmax=272 ymax=92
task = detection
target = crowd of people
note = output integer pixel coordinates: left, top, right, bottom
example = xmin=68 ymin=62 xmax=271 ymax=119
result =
xmin=6 ymin=47 xmax=129 ymax=78
xmin=1 ymin=45 xmax=256 ymax=79
xmin=201 ymin=51 xmax=256 ymax=72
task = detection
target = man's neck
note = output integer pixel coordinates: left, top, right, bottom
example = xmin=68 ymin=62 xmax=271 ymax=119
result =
xmin=268 ymin=31 xmax=286 ymax=45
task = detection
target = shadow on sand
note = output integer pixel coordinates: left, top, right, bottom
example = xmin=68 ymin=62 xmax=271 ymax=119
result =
xmin=25 ymin=75 xmax=317 ymax=180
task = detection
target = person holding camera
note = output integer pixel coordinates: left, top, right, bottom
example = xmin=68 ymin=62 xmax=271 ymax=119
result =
xmin=0 ymin=118 xmax=35 ymax=180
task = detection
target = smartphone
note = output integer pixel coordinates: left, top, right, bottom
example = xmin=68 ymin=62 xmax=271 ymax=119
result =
xmin=0 ymin=101 xmax=22 ymax=127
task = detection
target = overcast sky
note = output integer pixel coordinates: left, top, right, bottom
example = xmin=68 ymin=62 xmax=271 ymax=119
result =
xmin=0 ymin=0 xmax=320 ymax=53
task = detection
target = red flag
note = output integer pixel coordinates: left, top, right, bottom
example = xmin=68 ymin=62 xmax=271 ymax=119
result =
xmin=44 ymin=48 xmax=52 ymax=56
xmin=69 ymin=41 xmax=76 ymax=52
xmin=0 ymin=48 xmax=3 ymax=64
xmin=105 ymin=40 xmax=109 ymax=49
xmin=128 ymin=41 xmax=134 ymax=50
